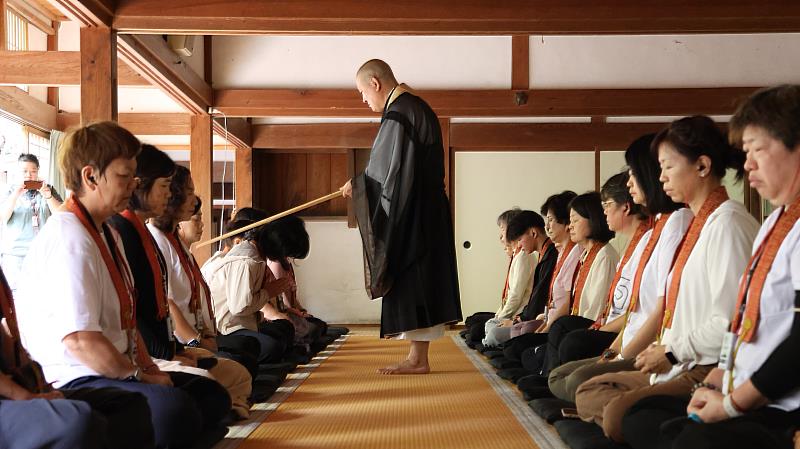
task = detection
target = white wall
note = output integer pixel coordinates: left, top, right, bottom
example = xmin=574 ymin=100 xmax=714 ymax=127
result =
xmin=58 ymin=86 xmax=187 ymax=113
xmin=530 ymin=34 xmax=800 ymax=88
xmin=213 ymin=35 xmax=511 ymax=89
xmin=292 ymin=220 xmax=380 ymax=324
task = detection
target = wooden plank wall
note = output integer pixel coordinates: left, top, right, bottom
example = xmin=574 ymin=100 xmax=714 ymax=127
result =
xmin=253 ymin=151 xmax=362 ymax=217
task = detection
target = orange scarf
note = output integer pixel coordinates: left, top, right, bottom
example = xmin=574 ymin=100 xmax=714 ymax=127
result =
xmin=120 ymin=210 xmax=169 ymax=320
xmin=67 ymin=197 xmax=136 ymax=330
xmin=164 ymin=231 xmax=215 ymax=331
xmin=546 ymin=241 xmax=576 ymax=310
xmin=570 ymin=242 xmax=604 ymax=316
xmin=626 ymin=212 xmax=674 ymax=315
xmin=592 ymin=220 xmax=652 ymax=329
xmin=731 ymin=197 xmax=800 ymax=342
xmin=662 ymin=186 xmax=729 ymax=331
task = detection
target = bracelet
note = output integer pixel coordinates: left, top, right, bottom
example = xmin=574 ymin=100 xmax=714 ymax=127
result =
xmin=722 ymin=394 xmax=745 ymax=418
xmin=691 ymin=382 xmax=716 ymax=395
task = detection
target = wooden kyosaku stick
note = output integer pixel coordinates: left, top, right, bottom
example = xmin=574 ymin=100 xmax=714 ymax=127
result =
xmin=195 ymin=190 xmax=344 ymax=248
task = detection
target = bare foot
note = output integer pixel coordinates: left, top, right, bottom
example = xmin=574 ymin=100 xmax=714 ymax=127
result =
xmin=376 ymin=359 xmax=430 ymax=375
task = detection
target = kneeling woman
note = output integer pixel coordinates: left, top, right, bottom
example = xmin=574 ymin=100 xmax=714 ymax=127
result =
xmin=623 ymin=85 xmax=800 ymax=449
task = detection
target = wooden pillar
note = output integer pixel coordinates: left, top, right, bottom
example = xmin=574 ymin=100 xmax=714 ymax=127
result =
xmin=234 ymin=146 xmax=253 ymax=212
xmin=511 ymin=35 xmax=529 ymax=90
xmin=0 ymin=0 xmax=7 ymax=50
xmin=80 ymin=26 xmax=117 ymax=123
xmin=47 ymin=21 xmax=59 ymax=109
xmin=743 ymin=185 xmax=763 ymax=222
xmin=190 ymin=114 xmax=213 ymax=264
xmin=203 ymin=36 xmax=212 ymax=84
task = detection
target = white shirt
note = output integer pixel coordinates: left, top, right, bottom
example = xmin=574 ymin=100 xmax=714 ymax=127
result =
xmin=15 ymin=212 xmax=131 ymax=388
xmin=545 ymin=244 xmax=582 ymax=324
xmin=655 ymin=200 xmax=759 ymax=384
xmin=730 ymin=206 xmax=800 ymax=411
xmin=622 ymin=209 xmax=693 ymax=349
xmin=495 ymin=249 xmax=536 ymax=319
xmin=576 ymin=243 xmax=619 ymax=321
xmin=606 ymin=232 xmax=649 ymax=323
xmin=148 ymin=224 xmax=214 ymax=336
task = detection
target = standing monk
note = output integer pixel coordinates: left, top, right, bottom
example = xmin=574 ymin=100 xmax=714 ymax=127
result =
xmin=342 ymin=59 xmax=462 ymax=374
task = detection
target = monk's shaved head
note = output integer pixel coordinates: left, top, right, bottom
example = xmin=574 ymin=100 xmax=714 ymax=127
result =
xmin=356 ymin=59 xmax=398 ymax=85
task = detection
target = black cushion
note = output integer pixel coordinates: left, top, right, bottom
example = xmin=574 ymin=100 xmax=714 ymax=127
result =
xmin=521 ymin=386 xmax=554 ymax=401
xmin=496 ymin=367 xmax=535 ymax=382
xmin=528 ymin=398 xmax=576 ymax=423
xmin=490 ymin=357 xmax=522 ymax=370
xmin=554 ymin=420 xmax=629 ymax=449
xmin=516 ymin=374 xmax=548 ymax=389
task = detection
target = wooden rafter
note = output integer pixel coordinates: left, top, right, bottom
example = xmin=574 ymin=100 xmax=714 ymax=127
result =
xmin=0 ymin=51 xmax=148 ymax=86
xmin=117 ymin=34 xmax=212 ymax=114
xmin=252 ymin=123 xmax=378 ymax=149
xmin=0 ymin=86 xmax=57 ymax=130
xmin=212 ymin=117 xmax=251 ymax=149
xmin=112 ymin=0 xmax=800 ymax=35
xmin=44 ymin=0 xmax=113 ymax=27
xmin=216 ymin=87 xmax=757 ymax=118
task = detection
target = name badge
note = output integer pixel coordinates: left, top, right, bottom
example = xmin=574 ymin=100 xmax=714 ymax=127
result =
xmin=166 ymin=316 xmax=176 ymax=341
xmin=718 ymin=331 xmax=736 ymax=371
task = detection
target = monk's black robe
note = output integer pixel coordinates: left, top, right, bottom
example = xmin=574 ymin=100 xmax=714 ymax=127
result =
xmin=352 ymin=85 xmax=462 ymax=337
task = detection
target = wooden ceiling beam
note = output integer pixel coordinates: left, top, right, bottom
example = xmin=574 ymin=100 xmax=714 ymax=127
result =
xmin=117 ymin=34 xmax=212 ymax=115
xmin=112 ymin=0 xmax=800 ymax=35
xmin=0 ymin=86 xmax=57 ymax=130
xmin=450 ymin=122 xmax=669 ymax=151
xmin=57 ymin=111 xmax=190 ymax=133
xmin=44 ymin=0 xmax=113 ymax=27
xmin=216 ymin=87 xmax=757 ymax=118
xmin=0 ymin=51 xmax=149 ymax=86
xmin=252 ymin=123 xmax=379 ymax=149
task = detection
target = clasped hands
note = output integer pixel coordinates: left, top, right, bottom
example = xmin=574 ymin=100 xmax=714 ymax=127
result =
xmin=633 ymin=343 xmax=672 ymax=375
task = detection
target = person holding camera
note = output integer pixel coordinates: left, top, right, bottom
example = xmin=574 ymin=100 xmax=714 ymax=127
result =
xmin=0 ymin=153 xmax=62 ymax=291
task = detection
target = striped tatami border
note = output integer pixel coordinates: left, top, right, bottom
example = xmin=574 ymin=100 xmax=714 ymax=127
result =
xmin=452 ymin=336 xmax=568 ymax=449
xmin=213 ymin=335 xmax=350 ymax=449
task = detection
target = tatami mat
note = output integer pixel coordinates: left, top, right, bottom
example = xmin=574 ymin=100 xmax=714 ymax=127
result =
xmin=226 ymin=335 xmax=557 ymax=449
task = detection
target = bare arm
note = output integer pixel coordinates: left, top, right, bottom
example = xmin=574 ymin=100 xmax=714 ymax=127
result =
xmin=599 ymin=315 xmax=625 ymax=333
xmin=62 ymin=331 xmax=136 ymax=379
xmin=0 ymin=186 xmax=23 ymax=223
xmin=168 ymin=299 xmax=199 ymax=343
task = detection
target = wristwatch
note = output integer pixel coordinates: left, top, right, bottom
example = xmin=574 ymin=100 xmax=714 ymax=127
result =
xmin=126 ymin=367 xmax=142 ymax=381
xmin=186 ymin=339 xmax=201 ymax=348
xmin=664 ymin=351 xmax=679 ymax=365
xmin=601 ymin=348 xmax=618 ymax=360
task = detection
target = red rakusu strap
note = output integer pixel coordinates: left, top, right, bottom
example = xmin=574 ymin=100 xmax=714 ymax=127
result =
xmin=626 ymin=212 xmax=673 ymax=315
xmin=731 ymin=197 xmax=800 ymax=342
xmin=662 ymin=186 xmax=728 ymax=330
xmin=570 ymin=242 xmax=604 ymax=316
xmin=165 ymin=231 xmax=215 ymax=325
xmin=546 ymin=241 xmax=576 ymax=309
xmin=121 ymin=210 xmax=169 ymax=320
xmin=592 ymin=220 xmax=652 ymax=328
xmin=67 ymin=197 xmax=136 ymax=329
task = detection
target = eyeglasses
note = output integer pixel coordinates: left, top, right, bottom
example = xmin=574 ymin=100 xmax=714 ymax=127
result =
xmin=601 ymin=200 xmax=616 ymax=210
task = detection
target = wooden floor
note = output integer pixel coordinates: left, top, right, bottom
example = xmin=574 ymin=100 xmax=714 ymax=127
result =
xmin=224 ymin=334 xmax=549 ymax=449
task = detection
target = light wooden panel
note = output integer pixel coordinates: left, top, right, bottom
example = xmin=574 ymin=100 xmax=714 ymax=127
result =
xmin=190 ymin=113 xmax=213 ymax=264
xmin=0 ymin=50 xmax=148 ymax=86
xmin=80 ymin=26 xmax=117 ymax=123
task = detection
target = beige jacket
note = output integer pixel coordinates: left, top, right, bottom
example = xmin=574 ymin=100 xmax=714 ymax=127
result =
xmin=206 ymin=241 xmax=273 ymax=335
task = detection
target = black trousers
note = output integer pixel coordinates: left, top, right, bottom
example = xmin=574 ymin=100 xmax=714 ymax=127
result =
xmin=503 ymin=332 xmax=548 ymax=362
xmin=63 ymin=387 xmax=155 ymax=449
xmin=556 ymin=328 xmax=617 ymax=368
xmin=623 ymin=395 xmax=798 ymax=449
xmin=543 ymin=315 xmax=594 ymax=375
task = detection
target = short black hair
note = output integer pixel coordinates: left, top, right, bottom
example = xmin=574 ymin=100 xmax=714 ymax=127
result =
xmin=151 ymin=165 xmax=191 ymax=232
xmin=625 ymin=133 xmax=682 ymax=215
xmin=569 ymin=191 xmax=615 ymax=243
xmin=222 ymin=218 xmax=253 ymax=248
xmin=256 ymin=215 xmax=309 ymax=267
xmin=506 ymin=210 xmax=546 ymax=242
xmin=496 ymin=208 xmax=522 ymax=227
xmin=600 ymin=171 xmax=648 ymax=220
xmin=233 ymin=207 xmax=268 ymax=241
xmin=18 ymin=153 xmax=40 ymax=167
xmin=192 ymin=197 xmax=202 ymax=216
xmin=652 ymin=115 xmax=745 ymax=181
xmin=130 ymin=144 xmax=177 ymax=212
xmin=540 ymin=191 xmax=577 ymax=225
xmin=729 ymin=84 xmax=800 ymax=152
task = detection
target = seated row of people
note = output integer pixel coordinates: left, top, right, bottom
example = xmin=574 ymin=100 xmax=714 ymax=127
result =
xmin=463 ymin=84 xmax=800 ymax=449
xmin=1 ymin=121 xmax=346 ymax=448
